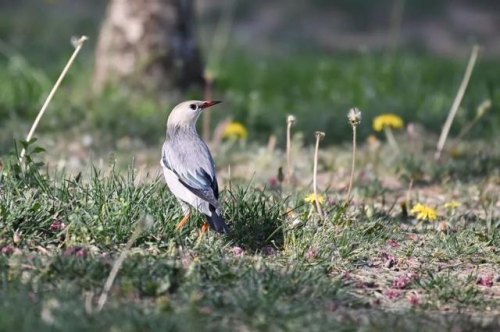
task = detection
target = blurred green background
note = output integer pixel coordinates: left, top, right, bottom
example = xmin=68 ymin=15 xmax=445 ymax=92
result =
xmin=0 ymin=0 xmax=499 ymax=154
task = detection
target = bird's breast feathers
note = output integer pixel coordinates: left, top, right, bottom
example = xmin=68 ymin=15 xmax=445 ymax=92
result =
xmin=161 ymin=131 xmax=219 ymax=206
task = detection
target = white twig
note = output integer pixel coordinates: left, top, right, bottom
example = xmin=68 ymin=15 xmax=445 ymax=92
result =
xmin=435 ymin=45 xmax=480 ymax=160
xmin=286 ymin=115 xmax=296 ymax=183
xmin=346 ymin=125 xmax=357 ymax=202
xmin=96 ymin=215 xmax=153 ymax=312
xmin=313 ymin=131 xmax=325 ymax=220
xmin=20 ymin=35 xmax=88 ymax=162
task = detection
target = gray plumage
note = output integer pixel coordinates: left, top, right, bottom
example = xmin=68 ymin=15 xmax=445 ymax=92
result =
xmin=161 ymin=100 xmax=229 ymax=234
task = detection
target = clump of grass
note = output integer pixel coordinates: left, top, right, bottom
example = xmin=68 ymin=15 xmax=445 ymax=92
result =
xmin=226 ymin=186 xmax=285 ymax=251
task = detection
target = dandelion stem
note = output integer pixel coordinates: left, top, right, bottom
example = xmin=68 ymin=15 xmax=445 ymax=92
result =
xmin=346 ymin=107 xmax=361 ymax=204
xmin=313 ymin=131 xmax=325 ymax=220
xmin=384 ymin=127 xmax=399 ymax=152
xmin=20 ymin=35 xmax=88 ymax=163
xmin=286 ymin=115 xmax=296 ymax=183
xmin=346 ymin=125 xmax=357 ymax=203
xmin=405 ymin=178 xmax=414 ymax=211
xmin=435 ymin=45 xmax=480 ymax=160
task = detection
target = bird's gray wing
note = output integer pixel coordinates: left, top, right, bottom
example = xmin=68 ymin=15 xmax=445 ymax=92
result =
xmin=162 ymin=140 xmax=219 ymax=207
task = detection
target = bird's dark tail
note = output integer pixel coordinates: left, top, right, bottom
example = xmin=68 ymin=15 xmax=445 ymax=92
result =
xmin=206 ymin=207 xmax=229 ymax=234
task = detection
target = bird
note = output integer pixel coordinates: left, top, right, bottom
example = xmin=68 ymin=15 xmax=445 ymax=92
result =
xmin=161 ymin=100 xmax=229 ymax=234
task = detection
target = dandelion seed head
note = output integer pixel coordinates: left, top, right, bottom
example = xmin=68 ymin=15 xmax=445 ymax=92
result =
xmin=314 ymin=131 xmax=325 ymax=139
xmin=347 ymin=107 xmax=362 ymax=126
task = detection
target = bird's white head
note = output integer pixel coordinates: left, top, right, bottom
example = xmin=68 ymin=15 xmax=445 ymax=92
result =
xmin=167 ymin=100 xmax=221 ymax=129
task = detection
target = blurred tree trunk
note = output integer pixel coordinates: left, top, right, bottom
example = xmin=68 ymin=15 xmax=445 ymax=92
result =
xmin=93 ymin=0 xmax=204 ymax=93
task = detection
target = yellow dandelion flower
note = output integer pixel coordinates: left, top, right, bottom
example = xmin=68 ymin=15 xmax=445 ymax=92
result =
xmin=304 ymin=193 xmax=325 ymax=206
xmin=223 ymin=121 xmax=248 ymax=140
xmin=372 ymin=114 xmax=404 ymax=132
xmin=444 ymin=201 xmax=461 ymax=209
xmin=410 ymin=203 xmax=438 ymax=222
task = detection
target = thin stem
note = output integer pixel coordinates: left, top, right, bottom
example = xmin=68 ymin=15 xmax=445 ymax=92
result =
xmin=20 ymin=36 xmax=88 ymax=162
xmin=22 ymin=37 xmax=88 ymax=151
xmin=313 ymin=132 xmax=324 ymax=220
xmin=435 ymin=45 xmax=480 ymax=160
xmin=286 ymin=115 xmax=295 ymax=183
xmin=405 ymin=178 xmax=414 ymax=212
xmin=228 ymin=164 xmax=232 ymax=192
xmin=384 ymin=127 xmax=399 ymax=152
xmin=346 ymin=125 xmax=357 ymax=203
xmin=97 ymin=216 xmax=151 ymax=312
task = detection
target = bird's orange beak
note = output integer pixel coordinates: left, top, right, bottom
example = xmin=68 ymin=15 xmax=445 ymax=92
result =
xmin=200 ymin=100 xmax=222 ymax=109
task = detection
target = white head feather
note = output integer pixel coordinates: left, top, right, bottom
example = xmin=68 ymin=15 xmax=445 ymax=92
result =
xmin=167 ymin=100 xmax=221 ymax=129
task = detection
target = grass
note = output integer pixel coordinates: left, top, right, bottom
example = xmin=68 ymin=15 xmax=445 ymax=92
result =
xmin=1 ymin=52 xmax=500 ymax=154
xmin=0 ymin=133 xmax=499 ymax=330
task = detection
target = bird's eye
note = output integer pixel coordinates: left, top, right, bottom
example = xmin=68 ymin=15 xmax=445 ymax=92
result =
xmin=189 ymin=104 xmax=196 ymax=110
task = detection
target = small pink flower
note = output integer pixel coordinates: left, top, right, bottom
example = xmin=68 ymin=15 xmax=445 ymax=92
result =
xmin=75 ymin=248 xmax=86 ymax=258
xmin=50 ymin=220 xmax=66 ymax=232
xmin=64 ymin=246 xmax=86 ymax=258
xmin=384 ymin=289 xmax=402 ymax=300
xmin=407 ymin=291 xmax=421 ymax=306
xmin=391 ymin=273 xmax=413 ymax=289
xmin=267 ymin=177 xmax=280 ymax=189
xmin=1 ymin=245 xmax=15 ymax=255
xmin=477 ymin=274 xmax=494 ymax=288
xmin=386 ymin=239 xmax=400 ymax=248
xmin=230 ymin=246 xmax=244 ymax=257
xmin=380 ymin=252 xmax=397 ymax=268
xmin=305 ymin=248 xmax=318 ymax=261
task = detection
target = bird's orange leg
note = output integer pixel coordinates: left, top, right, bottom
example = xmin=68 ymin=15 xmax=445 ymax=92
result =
xmin=176 ymin=212 xmax=191 ymax=230
xmin=201 ymin=221 xmax=209 ymax=234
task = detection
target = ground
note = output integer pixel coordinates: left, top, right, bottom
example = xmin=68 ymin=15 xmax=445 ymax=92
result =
xmin=0 ymin=131 xmax=499 ymax=331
